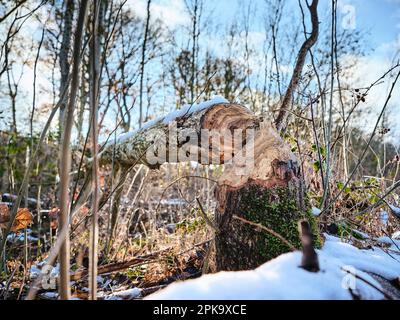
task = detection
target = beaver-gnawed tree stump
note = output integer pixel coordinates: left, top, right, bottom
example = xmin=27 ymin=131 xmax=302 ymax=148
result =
xmin=214 ymin=123 xmax=320 ymax=271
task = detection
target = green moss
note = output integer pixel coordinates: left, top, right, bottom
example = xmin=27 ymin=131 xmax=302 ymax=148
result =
xmin=176 ymin=215 xmax=205 ymax=233
xmin=219 ymin=184 xmax=321 ymax=268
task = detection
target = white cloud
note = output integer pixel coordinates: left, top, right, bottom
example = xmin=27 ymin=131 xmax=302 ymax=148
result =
xmin=340 ymin=38 xmax=400 ymax=144
xmin=126 ymin=0 xmax=190 ymax=29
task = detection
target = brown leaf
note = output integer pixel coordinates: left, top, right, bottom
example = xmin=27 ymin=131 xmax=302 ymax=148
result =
xmin=100 ymin=175 xmax=105 ymax=188
xmin=0 ymin=204 xmax=34 ymax=232
xmin=48 ymin=207 xmax=60 ymax=219
xmin=11 ymin=208 xmax=33 ymax=232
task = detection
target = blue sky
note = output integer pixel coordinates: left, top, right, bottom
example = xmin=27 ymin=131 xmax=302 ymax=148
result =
xmin=129 ymin=0 xmax=400 ymax=142
xmin=345 ymin=0 xmax=399 ymax=45
xmin=209 ymin=0 xmax=399 ymax=52
xmin=130 ymin=0 xmax=399 ymax=64
xmin=2 ymin=0 xmax=399 ymax=142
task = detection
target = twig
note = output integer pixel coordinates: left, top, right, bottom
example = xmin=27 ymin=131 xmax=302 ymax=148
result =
xmin=298 ymin=220 xmax=319 ymax=272
xmin=196 ymin=197 xmax=218 ymax=231
xmin=232 ymin=215 xmax=296 ymax=251
xmin=341 ymin=267 xmax=395 ymax=300
xmin=70 ymin=239 xmax=211 ymax=281
xmin=321 ymin=67 xmax=400 ymax=217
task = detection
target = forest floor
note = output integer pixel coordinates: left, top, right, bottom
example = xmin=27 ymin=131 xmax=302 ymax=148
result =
xmin=1 ymin=164 xmax=400 ymax=300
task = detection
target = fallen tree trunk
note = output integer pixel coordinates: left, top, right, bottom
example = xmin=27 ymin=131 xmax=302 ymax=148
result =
xmin=99 ymin=98 xmax=259 ymax=168
xmin=97 ymin=98 xmax=320 ymax=271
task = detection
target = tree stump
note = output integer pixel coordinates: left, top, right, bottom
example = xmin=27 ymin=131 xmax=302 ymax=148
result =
xmin=214 ymin=123 xmax=321 ymax=271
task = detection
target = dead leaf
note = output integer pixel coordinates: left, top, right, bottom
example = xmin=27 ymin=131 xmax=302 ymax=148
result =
xmin=0 ymin=206 xmax=33 ymax=231
xmin=100 ymin=175 xmax=105 ymax=188
xmin=50 ymin=220 xmax=58 ymax=230
xmin=11 ymin=208 xmax=33 ymax=232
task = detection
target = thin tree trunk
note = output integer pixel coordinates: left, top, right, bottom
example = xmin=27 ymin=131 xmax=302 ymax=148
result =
xmin=274 ymin=0 xmax=319 ymax=131
xmin=58 ymin=0 xmax=88 ymax=300
xmin=138 ymin=0 xmax=151 ymax=129
xmin=59 ymin=0 xmax=75 ymax=137
xmin=88 ymin=0 xmax=101 ymax=301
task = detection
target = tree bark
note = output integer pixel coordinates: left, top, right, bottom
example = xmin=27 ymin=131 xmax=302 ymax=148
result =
xmin=99 ymin=102 xmax=259 ymax=168
xmin=59 ymin=0 xmax=75 ymax=135
xmin=88 ymin=0 xmax=101 ymax=300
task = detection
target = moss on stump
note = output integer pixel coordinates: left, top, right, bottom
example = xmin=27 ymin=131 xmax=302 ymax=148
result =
xmin=215 ymin=183 xmax=321 ymax=271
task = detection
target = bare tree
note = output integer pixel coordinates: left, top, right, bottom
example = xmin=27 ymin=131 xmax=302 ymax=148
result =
xmin=58 ymin=0 xmax=88 ymax=299
xmin=88 ymin=0 xmax=101 ymax=300
xmin=185 ymin=0 xmax=203 ymax=103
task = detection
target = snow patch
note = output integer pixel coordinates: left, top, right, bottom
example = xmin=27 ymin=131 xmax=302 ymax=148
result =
xmin=30 ymin=262 xmax=60 ymax=279
xmin=104 ymin=287 xmax=142 ymax=300
xmin=392 ymin=231 xmax=400 ymax=240
xmin=6 ymin=229 xmax=38 ymax=243
xmin=389 ymin=204 xmax=400 ymax=218
xmin=380 ymin=210 xmax=389 ymax=225
xmin=40 ymin=291 xmax=59 ymax=299
xmin=321 ymin=235 xmax=400 ymax=280
xmin=376 ymin=236 xmax=400 ymax=251
xmin=311 ymin=207 xmax=321 ymax=216
xmin=146 ymin=235 xmax=400 ymax=300
xmin=351 ymin=229 xmax=370 ymax=239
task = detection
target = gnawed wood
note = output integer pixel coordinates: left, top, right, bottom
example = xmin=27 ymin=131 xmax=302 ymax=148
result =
xmin=99 ymin=102 xmax=261 ymax=168
xmin=213 ymin=123 xmax=320 ymax=271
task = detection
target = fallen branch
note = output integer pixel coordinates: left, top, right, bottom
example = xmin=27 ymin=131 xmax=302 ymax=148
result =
xmin=70 ymin=239 xmax=211 ymax=281
xmin=232 ymin=215 xmax=296 ymax=251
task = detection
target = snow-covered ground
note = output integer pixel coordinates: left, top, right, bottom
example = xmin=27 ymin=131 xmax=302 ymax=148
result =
xmin=146 ymin=234 xmax=400 ymax=300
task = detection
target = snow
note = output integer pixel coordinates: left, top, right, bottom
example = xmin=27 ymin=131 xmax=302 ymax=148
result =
xmin=40 ymin=292 xmax=59 ymax=299
xmin=322 ymin=234 xmax=399 ymax=279
xmin=105 ymin=96 xmax=228 ymax=146
xmin=104 ymin=287 xmax=142 ymax=300
xmin=380 ymin=210 xmax=389 ymax=225
xmin=376 ymin=236 xmax=400 ymax=251
xmin=162 ymin=95 xmax=228 ymax=124
xmin=7 ymin=229 xmax=38 ymax=243
xmin=392 ymin=231 xmax=400 ymax=240
xmin=311 ymin=207 xmax=321 ymax=216
xmin=146 ymin=234 xmax=400 ymax=300
xmin=351 ymin=229 xmax=370 ymax=239
xmin=160 ymin=198 xmax=187 ymax=206
xmin=30 ymin=261 xmax=60 ymax=279
xmin=388 ymin=204 xmax=400 ymax=218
